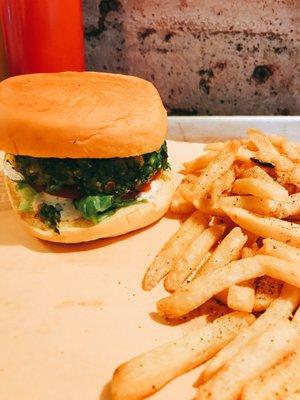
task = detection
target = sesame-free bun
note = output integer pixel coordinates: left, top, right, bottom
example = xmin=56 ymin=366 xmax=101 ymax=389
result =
xmin=0 ymin=72 xmax=167 ymax=158
xmin=5 ymin=172 xmax=173 ymax=243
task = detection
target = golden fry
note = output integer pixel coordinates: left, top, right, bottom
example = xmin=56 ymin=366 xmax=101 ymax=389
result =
xmin=157 ymin=255 xmax=300 ymax=319
xmin=276 ymin=192 xmax=300 ymax=218
xmin=193 ymin=142 xmax=238 ymax=207
xmin=222 ymin=206 xmax=300 ymax=248
xmin=242 ymin=165 xmax=275 ymax=181
xmin=111 ymin=312 xmax=254 ymax=400
xmin=259 ymin=238 xmax=300 ymax=263
xmin=196 ymin=319 xmax=300 ymax=400
xmin=247 ymin=129 xmax=294 ymax=171
xmin=202 ymin=284 xmax=300 ymax=383
xmin=253 ymin=276 xmax=283 ymax=312
xmin=210 ymin=168 xmax=235 ymax=204
xmin=142 ymin=211 xmax=208 ymax=290
xmin=164 ymin=224 xmax=225 ymax=292
xmin=231 ymin=178 xmax=288 ymax=200
xmin=242 ymin=349 xmax=300 ymax=400
xmin=217 ymin=196 xmax=279 ymax=216
xmin=197 ymin=227 xmax=247 ymax=277
xmin=227 ymin=284 xmax=255 ymax=313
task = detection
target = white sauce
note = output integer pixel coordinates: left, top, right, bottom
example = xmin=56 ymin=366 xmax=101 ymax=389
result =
xmin=138 ymin=179 xmax=161 ymax=202
xmin=33 ymin=193 xmax=82 ymax=222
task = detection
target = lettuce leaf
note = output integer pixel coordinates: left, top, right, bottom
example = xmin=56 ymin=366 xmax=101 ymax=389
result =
xmin=74 ymin=194 xmax=144 ymax=224
xmin=16 ymin=182 xmax=38 ymax=212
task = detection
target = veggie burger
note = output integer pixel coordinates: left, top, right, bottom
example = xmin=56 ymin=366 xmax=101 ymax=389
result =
xmin=0 ymin=72 xmax=173 ymax=243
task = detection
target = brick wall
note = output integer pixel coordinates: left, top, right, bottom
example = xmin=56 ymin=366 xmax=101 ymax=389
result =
xmin=83 ymin=0 xmax=299 ymax=115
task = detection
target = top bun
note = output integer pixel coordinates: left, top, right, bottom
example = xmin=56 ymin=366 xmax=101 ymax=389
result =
xmin=0 ymin=72 xmax=167 ymax=158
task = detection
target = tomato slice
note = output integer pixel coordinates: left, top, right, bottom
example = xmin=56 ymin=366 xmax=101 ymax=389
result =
xmin=51 ymin=187 xmax=82 ymax=199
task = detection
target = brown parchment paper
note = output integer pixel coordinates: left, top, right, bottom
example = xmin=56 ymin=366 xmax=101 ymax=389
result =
xmin=0 ymin=141 xmax=205 ymax=400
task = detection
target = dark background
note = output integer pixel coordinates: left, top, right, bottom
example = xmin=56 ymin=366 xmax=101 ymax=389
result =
xmin=83 ymin=0 xmax=299 ymax=116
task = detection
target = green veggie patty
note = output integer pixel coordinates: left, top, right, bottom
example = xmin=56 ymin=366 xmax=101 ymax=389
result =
xmin=12 ymin=142 xmax=168 ymax=196
xmin=11 ymin=142 xmax=169 ymax=232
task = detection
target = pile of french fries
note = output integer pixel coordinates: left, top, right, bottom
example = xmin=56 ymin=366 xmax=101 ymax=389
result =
xmin=111 ymin=130 xmax=300 ymax=400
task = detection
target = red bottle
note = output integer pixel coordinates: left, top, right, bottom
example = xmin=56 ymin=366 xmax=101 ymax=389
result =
xmin=1 ymin=0 xmax=85 ymax=75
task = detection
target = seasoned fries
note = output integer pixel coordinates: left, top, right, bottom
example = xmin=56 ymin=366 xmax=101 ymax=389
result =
xmin=210 ymin=168 xmax=235 ymax=204
xmin=286 ymin=393 xmax=300 ymax=400
xmin=222 ymin=206 xmax=300 ymax=247
xmin=231 ymin=177 xmax=289 ymax=200
xmin=111 ymin=312 xmax=254 ymax=400
xmin=242 ymin=348 xmax=300 ymax=400
xmin=242 ymin=165 xmax=275 ymax=181
xmin=253 ymin=276 xmax=283 ymax=312
xmin=218 ymin=195 xmax=279 ymax=215
xmin=142 ymin=211 xmax=207 ymax=290
xmin=247 ymin=129 xmax=294 ymax=171
xmin=192 ymin=141 xmax=238 ymax=207
xmin=227 ymin=284 xmax=255 ymax=313
xmin=202 ymin=284 xmax=300 ymax=383
xmin=157 ymin=255 xmax=300 ymax=319
xmin=259 ymin=238 xmax=300 ymax=262
xmin=197 ymin=227 xmax=247 ymax=277
xmin=196 ymin=319 xmax=300 ymax=400
xmin=164 ymin=224 xmax=225 ymax=292
xmin=277 ymin=192 xmax=300 ymax=218
xmin=114 ymin=130 xmax=300 ymax=400
xmin=170 ymin=176 xmax=196 ymax=214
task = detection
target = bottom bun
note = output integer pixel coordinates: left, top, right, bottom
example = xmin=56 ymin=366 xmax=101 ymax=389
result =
xmin=5 ymin=171 xmax=174 ymax=243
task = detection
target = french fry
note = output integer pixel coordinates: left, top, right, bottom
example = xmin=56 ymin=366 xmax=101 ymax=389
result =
xmin=210 ymin=168 xmax=235 ymax=204
xmin=222 ymin=206 xmax=300 ymax=248
xmin=231 ymin=178 xmax=289 ymax=200
xmin=268 ymin=134 xmax=286 ymax=147
xmin=170 ymin=179 xmax=195 ymax=214
xmin=253 ymin=276 xmax=283 ymax=312
xmin=111 ymin=131 xmax=300 ymax=400
xmin=242 ymin=349 xmax=300 ymax=400
xmin=164 ymin=224 xmax=225 ymax=292
xmin=248 ymin=129 xmax=294 ymax=171
xmin=217 ymin=196 xmax=279 ymax=216
xmin=286 ymin=394 xmax=300 ymax=400
xmin=201 ymin=284 xmax=300 ymax=383
xmin=193 ymin=142 xmax=238 ymax=208
xmin=259 ymin=238 xmax=300 ymax=263
xmin=279 ymin=141 xmax=300 ymax=163
xmin=276 ymin=192 xmax=300 ymax=218
xmin=227 ymin=284 xmax=255 ymax=312
xmin=241 ymin=247 xmax=256 ymax=258
xmin=293 ymin=306 xmax=300 ymax=324
xmin=142 ymin=211 xmax=208 ymax=290
xmin=182 ymin=151 xmax=218 ymax=173
xmin=157 ymin=256 xmax=300 ymax=319
xmin=276 ymin=167 xmax=300 ymax=188
xmin=170 ymin=190 xmax=195 ymax=214
xmin=236 ymin=146 xmax=257 ymax=162
xmin=185 ymin=251 xmax=211 ymax=284
xmin=199 ymin=225 xmax=248 ymax=304
xmin=196 ymin=319 xmax=300 ymax=400
xmin=157 ymin=257 xmax=263 ymax=319
xmin=262 ymin=256 xmax=300 ymax=288
xmin=197 ymin=227 xmax=247 ymax=277
xmin=110 ymin=312 xmax=255 ymax=400
xmin=242 ymin=165 xmax=275 ymax=181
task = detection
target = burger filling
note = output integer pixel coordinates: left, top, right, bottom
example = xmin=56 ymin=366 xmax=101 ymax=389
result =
xmin=6 ymin=142 xmax=169 ymax=233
